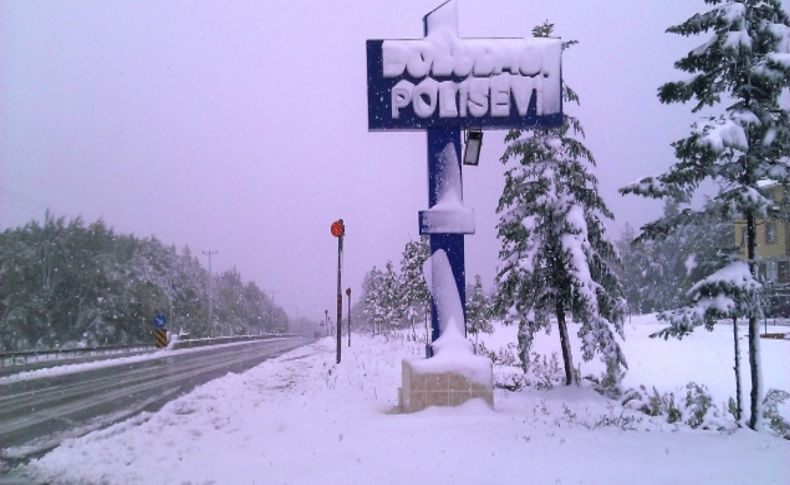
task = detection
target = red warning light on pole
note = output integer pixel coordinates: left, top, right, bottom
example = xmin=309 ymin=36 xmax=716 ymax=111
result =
xmin=331 ymin=219 xmax=345 ymax=238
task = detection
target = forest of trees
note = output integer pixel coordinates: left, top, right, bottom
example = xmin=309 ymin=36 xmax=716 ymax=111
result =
xmin=355 ymin=201 xmax=737 ymax=340
xmin=0 ymin=212 xmax=289 ymax=351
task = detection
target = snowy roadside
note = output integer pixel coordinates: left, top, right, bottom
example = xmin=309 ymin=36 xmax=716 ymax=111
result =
xmin=23 ymin=320 xmax=789 ymax=485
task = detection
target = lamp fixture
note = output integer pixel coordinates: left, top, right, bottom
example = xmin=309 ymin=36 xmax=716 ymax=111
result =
xmin=463 ymin=128 xmax=483 ymax=166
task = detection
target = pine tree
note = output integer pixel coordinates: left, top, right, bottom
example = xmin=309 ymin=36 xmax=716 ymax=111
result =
xmin=399 ymin=237 xmax=431 ymax=340
xmin=616 ymin=201 xmax=734 ymax=315
xmin=613 ymin=224 xmax=641 ymax=314
xmin=362 ymin=266 xmax=386 ymax=335
xmin=620 ymin=0 xmax=790 ymax=430
xmin=379 ymin=260 xmax=405 ymax=335
xmin=466 ymin=274 xmax=494 ymax=348
xmin=495 ymin=22 xmax=627 ymax=385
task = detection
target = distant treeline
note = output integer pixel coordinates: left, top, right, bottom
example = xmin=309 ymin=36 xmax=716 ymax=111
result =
xmin=0 ymin=213 xmax=289 ymax=351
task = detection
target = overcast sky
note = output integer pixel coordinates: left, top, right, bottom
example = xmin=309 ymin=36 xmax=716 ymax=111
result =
xmin=4 ymin=0 xmax=782 ymax=322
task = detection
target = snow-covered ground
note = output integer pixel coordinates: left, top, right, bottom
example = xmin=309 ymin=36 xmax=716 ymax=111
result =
xmin=22 ymin=316 xmax=790 ymax=484
xmin=482 ymin=314 xmax=789 ymax=410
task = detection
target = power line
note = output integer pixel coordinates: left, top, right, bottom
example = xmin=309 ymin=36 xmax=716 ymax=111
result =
xmin=0 ymin=186 xmax=50 ymax=224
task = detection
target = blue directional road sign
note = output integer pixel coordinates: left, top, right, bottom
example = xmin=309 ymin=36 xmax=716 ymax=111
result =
xmin=153 ymin=313 xmax=167 ymax=329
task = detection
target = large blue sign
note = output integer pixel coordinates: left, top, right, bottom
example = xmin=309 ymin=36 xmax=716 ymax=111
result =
xmin=366 ymin=35 xmax=562 ymax=131
xmin=366 ymin=0 xmax=563 ymax=357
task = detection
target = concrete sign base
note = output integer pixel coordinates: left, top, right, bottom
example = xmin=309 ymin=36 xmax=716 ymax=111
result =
xmin=398 ymin=359 xmax=493 ymax=413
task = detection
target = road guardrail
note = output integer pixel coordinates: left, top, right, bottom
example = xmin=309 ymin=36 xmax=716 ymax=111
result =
xmin=0 ymin=333 xmax=299 ymax=369
xmin=0 ymin=344 xmax=154 ymax=368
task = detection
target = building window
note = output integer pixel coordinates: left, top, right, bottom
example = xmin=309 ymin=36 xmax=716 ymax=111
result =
xmin=779 ymin=261 xmax=789 ymax=283
xmin=766 ymin=222 xmax=778 ymax=244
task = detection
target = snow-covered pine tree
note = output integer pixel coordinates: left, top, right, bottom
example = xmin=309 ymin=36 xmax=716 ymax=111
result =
xmin=495 ymin=22 xmax=627 ymax=386
xmin=620 ymin=0 xmax=790 ymax=430
xmin=361 ymin=262 xmax=405 ymax=336
xmin=466 ymin=274 xmax=494 ymax=348
xmin=379 ymin=260 xmax=405 ymax=335
xmin=616 ymin=218 xmax=685 ymax=315
xmin=615 ymin=200 xmax=734 ymax=315
xmin=399 ymin=237 xmax=431 ymax=340
xmin=361 ymin=266 xmax=386 ymax=335
xmin=613 ymin=224 xmax=645 ymax=315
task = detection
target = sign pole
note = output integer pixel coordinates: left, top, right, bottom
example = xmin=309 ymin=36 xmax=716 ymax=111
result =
xmin=324 ymin=309 xmax=329 ymax=337
xmin=426 ymin=127 xmax=466 ymax=350
xmin=331 ymin=219 xmax=345 ymax=364
xmin=346 ymin=287 xmax=352 ymax=348
xmin=336 ymin=234 xmax=343 ymax=364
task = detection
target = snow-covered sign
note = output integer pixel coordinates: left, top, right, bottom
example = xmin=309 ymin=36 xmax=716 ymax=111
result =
xmin=366 ymin=1 xmax=562 ymax=131
xmin=366 ymin=0 xmax=565 ymax=358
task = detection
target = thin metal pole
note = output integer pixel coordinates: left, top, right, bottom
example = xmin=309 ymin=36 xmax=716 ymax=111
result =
xmin=346 ymin=288 xmax=352 ymax=347
xmin=732 ymin=316 xmax=742 ymax=423
xmin=336 ymin=236 xmax=343 ymax=364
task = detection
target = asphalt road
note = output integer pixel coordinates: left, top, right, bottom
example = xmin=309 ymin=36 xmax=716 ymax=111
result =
xmin=0 ymin=336 xmax=311 ymax=467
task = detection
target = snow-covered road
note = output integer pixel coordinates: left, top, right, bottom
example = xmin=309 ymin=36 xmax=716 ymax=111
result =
xmin=0 ymin=337 xmax=309 ymax=466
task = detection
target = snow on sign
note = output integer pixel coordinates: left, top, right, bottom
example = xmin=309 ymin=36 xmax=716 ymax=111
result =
xmin=366 ymin=2 xmax=563 ymax=130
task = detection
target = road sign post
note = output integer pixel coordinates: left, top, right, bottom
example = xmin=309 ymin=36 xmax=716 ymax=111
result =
xmin=346 ymin=287 xmax=352 ymax=348
xmin=153 ymin=312 xmax=168 ymax=349
xmin=324 ymin=309 xmax=330 ymax=337
xmin=331 ymin=219 xmax=345 ymax=364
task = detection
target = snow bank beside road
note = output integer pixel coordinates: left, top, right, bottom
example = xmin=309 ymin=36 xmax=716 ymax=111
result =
xmin=25 ymin=325 xmax=789 ymax=485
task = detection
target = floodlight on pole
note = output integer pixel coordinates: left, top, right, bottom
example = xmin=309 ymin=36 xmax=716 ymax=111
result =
xmin=462 ymin=128 xmax=483 ymax=166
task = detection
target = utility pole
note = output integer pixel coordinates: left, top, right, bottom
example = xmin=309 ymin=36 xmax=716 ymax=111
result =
xmin=167 ymin=272 xmax=175 ymax=334
xmin=269 ymin=290 xmax=279 ymax=333
xmin=346 ymin=287 xmax=352 ymax=347
xmin=202 ymin=249 xmax=218 ymax=332
xmin=336 ymin=235 xmax=343 ymax=363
